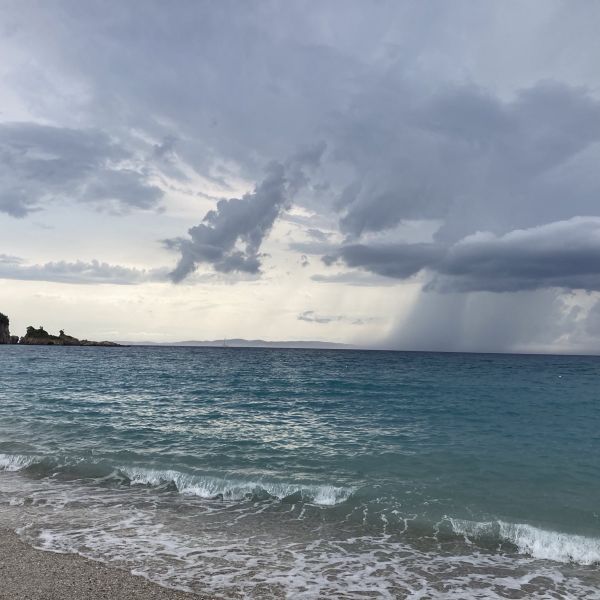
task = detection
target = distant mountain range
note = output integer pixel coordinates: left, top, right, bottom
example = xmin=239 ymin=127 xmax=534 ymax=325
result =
xmin=119 ymin=338 xmax=356 ymax=350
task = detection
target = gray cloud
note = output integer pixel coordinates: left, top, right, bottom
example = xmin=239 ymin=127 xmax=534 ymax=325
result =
xmin=0 ymin=253 xmax=23 ymax=265
xmin=168 ymin=145 xmax=324 ymax=281
xmin=298 ymin=310 xmax=370 ymax=325
xmin=328 ymin=218 xmax=600 ymax=294
xmin=167 ymin=162 xmax=288 ymax=281
xmin=0 ymin=255 xmax=167 ymax=285
xmin=307 ymin=229 xmax=332 ymax=242
xmin=288 ymin=240 xmax=337 ymax=256
xmin=431 ymin=217 xmax=600 ymax=292
xmin=0 ymin=122 xmax=163 ymax=217
xmin=311 ymin=271 xmax=401 ymax=287
xmin=8 ymin=5 xmax=600 ymax=247
xmin=335 ymin=81 xmax=600 ymax=243
xmin=6 ymin=5 xmax=600 ymax=240
xmin=153 ymin=135 xmax=178 ymax=159
xmin=326 ymin=243 xmax=444 ymax=280
xmin=298 ymin=310 xmax=336 ymax=324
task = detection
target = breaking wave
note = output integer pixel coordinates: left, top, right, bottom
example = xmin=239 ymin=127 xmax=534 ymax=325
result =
xmin=3 ymin=453 xmax=600 ymax=565
xmin=0 ymin=453 xmax=353 ymax=506
xmin=119 ymin=465 xmax=354 ymax=505
xmin=450 ymin=518 xmax=600 ymax=565
xmin=0 ymin=453 xmax=37 ymax=472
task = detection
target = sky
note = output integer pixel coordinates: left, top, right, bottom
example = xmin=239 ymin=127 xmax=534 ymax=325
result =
xmin=2 ymin=1 xmax=600 ymax=353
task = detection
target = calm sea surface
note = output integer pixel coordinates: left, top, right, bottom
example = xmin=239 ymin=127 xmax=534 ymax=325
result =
xmin=0 ymin=346 xmax=599 ymax=598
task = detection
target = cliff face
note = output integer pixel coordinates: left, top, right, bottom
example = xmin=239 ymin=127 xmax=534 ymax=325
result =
xmin=0 ymin=313 xmax=10 ymax=344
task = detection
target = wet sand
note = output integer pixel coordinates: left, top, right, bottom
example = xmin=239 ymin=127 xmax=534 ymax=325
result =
xmin=0 ymin=529 xmax=212 ymax=600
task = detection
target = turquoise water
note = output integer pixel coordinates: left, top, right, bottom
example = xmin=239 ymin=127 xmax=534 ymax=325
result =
xmin=0 ymin=346 xmax=599 ymax=598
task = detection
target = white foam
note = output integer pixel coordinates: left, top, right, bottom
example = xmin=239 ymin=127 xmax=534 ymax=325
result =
xmin=4 ymin=469 xmax=599 ymax=598
xmin=0 ymin=453 xmax=36 ymax=472
xmin=118 ymin=465 xmax=353 ymax=506
xmin=311 ymin=485 xmax=353 ymax=506
xmin=450 ymin=518 xmax=600 ymax=565
xmin=24 ymin=523 xmax=600 ymax=600
xmin=3 ymin=474 xmax=598 ymax=600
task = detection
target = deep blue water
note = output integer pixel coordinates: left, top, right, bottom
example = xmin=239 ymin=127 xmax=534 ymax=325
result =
xmin=1 ymin=346 xmax=599 ymax=598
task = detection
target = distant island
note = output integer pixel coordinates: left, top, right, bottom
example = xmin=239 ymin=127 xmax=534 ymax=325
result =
xmin=122 ymin=338 xmax=354 ymax=350
xmin=0 ymin=312 xmax=121 ymax=346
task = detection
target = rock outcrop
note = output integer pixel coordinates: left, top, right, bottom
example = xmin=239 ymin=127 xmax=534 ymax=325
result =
xmin=19 ymin=326 xmax=121 ymax=346
xmin=0 ymin=312 xmax=121 ymax=346
xmin=0 ymin=313 xmax=10 ymax=344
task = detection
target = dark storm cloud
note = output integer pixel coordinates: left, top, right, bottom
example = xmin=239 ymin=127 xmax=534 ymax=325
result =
xmin=335 ymin=81 xmax=600 ymax=243
xmin=167 ymin=162 xmax=288 ymax=281
xmin=430 ymin=218 xmax=600 ymax=293
xmin=0 ymin=255 xmax=167 ymax=285
xmin=167 ymin=145 xmax=324 ymax=281
xmin=7 ymin=4 xmax=600 ymax=266
xmin=3 ymin=2 xmax=349 ymax=186
xmin=329 ymin=218 xmax=600 ymax=293
xmin=326 ymin=243 xmax=444 ymax=279
xmin=0 ymin=123 xmax=163 ymax=217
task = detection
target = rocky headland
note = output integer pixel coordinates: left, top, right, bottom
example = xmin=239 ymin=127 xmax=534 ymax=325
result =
xmin=0 ymin=313 xmax=19 ymax=345
xmin=0 ymin=313 xmax=121 ymax=346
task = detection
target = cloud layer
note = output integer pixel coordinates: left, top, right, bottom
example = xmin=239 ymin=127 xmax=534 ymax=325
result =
xmin=432 ymin=218 xmax=600 ymax=292
xmin=0 ymin=254 xmax=166 ymax=285
xmin=329 ymin=217 xmax=600 ymax=293
xmin=0 ymin=123 xmax=163 ymax=217
xmin=3 ymin=2 xmax=600 ymax=350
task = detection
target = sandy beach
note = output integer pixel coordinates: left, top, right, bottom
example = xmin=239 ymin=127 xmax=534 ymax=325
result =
xmin=0 ymin=529 xmax=210 ymax=600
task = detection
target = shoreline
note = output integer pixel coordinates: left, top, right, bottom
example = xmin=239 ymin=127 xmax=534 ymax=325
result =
xmin=0 ymin=529 xmax=212 ymax=600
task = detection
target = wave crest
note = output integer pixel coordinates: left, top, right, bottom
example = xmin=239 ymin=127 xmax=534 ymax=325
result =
xmin=450 ymin=518 xmax=600 ymax=565
xmin=0 ymin=453 xmax=37 ymax=472
xmin=0 ymin=454 xmax=352 ymax=507
xmin=119 ymin=466 xmax=353 ymax=506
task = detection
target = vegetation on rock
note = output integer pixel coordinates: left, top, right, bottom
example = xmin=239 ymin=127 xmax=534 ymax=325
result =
xmin=0 ymin=313 xmax=121 ymax=346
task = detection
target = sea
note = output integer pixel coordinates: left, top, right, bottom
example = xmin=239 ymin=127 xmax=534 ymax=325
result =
xmin=0 ymin=345 xmax=599 ymax=599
